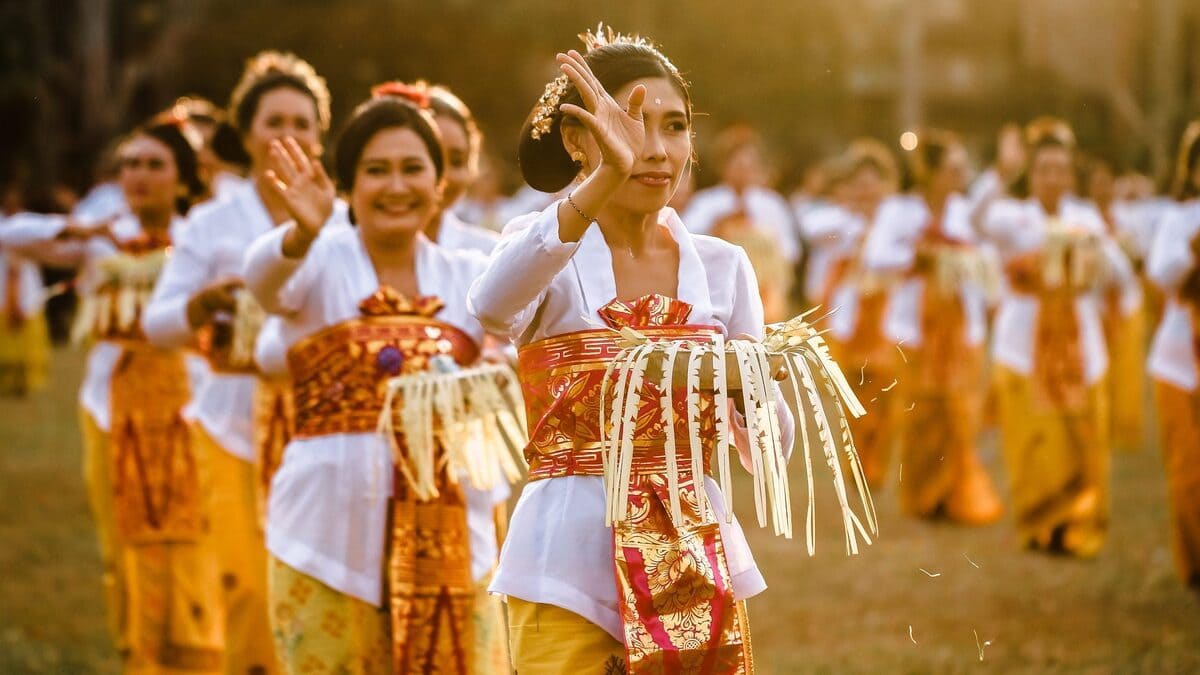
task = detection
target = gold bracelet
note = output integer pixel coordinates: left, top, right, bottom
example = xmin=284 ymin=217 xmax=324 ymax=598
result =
xmin=565 ymin=192 xmax=595 ymax=223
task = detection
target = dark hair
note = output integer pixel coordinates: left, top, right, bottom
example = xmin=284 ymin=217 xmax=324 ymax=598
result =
xmin=210 ymin=120 xmax=251 ymax=168
xmin=136 ymin=120 xmax=205 ymax=214
xmin=518 ymin=35 xmax=692 ymax=193
xmin=229 ymin=51 xmax=331 ymax=135
xmin=1008 ymin=117 xmax=1075 ymax=199
xmin=334 ymin=96 xmax=445 ymax=194
xmin=427 ymin=85 xmax=482 ymax=163
xmin=845 ymin=137 xmax=899 ymax=189
xmin=908 ymin=129 xmax=961 ymax=188
xmin=1172 ymin=121 xmax=1200 ymax=201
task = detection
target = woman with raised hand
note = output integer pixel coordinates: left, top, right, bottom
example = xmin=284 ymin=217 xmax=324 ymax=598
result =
xmin=2 ymin=116 xmax=221 ymax=672
xmin=982 ymin=118 xmax=1140 ymax=558
xmin=142 ymin=50 xmax=338 ymax=675
xmin=1146 ymin=120 xmax=1200 ymax=593
xmin=244 ymin=84 xmax=511 ymax=673
xmin=860 ymin=130 xmax=1002 ymax=525
xmin=468 ymin=27 xmax=794 ymax=672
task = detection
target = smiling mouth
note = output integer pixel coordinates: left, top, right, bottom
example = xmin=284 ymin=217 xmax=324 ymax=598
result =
xmin=375 ymin=202 xmax=420 ymax=215
xmin=632 ymin=172 xmax=671 ymax=187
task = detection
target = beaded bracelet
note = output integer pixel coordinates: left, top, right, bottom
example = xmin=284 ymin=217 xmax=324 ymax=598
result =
xmin=565 ymin=192 xmax=595 ymax=223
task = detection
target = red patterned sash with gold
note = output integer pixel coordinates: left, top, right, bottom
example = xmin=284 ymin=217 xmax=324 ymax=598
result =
xmin=286 ymin=286 xmax=481 ymax=674
xmin=517 ymin=294 xmax=753 ymax=673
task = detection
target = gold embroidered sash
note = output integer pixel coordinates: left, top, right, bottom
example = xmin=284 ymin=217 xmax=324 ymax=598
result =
xmin=517 ymin=294 xmax=753 ymax=673
xmin=285 ymin=286 xmax=480 ymax=674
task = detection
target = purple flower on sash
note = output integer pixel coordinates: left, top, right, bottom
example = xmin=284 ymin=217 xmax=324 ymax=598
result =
xmin=375 ymin=346 xmax=404 ymax=376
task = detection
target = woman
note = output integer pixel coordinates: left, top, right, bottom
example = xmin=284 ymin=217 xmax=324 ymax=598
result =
xmin=825 ymin=139 xmax=901 ymax=489
xmin=3 ymin=118 xmax=221 ymax=672
xmin=1146 ymin=120 xmax=1200 ymax=592
xmin=468 ymin=29 xmax=793 ymax=671
xmin=982 ymin=118 xmax=1139 ymax=557
xmin=0 ymin=192 xmax=53 ymax=397
xmin=143 ymin=50 xmax=336 ymax=675
xmin=1080 ymin=155 xmax=1149 ymax=450
xmin=244 ymin=86 xmax=510 ymax=673
xmin=414 ymin=82 xmax=501 ymax=256
xmin=861 ymin=130 xmax=1002 ymax=524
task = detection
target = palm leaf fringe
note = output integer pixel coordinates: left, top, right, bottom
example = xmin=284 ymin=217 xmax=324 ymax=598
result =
xmin=599 ymin=308 xmax=876 ymax=555
xmin=377 ymin=357 xmax=528 ymax=502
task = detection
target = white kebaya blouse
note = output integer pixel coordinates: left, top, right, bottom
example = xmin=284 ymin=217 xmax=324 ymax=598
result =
xmin=468 ymin=202 xmax=793 ymax=640
xmin=245 ymin=223 xmax=505 ymax=604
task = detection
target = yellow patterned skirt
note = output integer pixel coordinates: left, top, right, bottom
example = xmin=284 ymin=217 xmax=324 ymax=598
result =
xmin=81 ymin=407 xmax=129 ymax=653
xmin=0 ymin=313 xmax=49 ymax=396
xmin=121 ymin=543 xmax=225 ymax=674
xmin=1105 ymin=306 xmax=1147 ymax=451
xmin=269 ymin=558 xmax=509 ymax=674
xmin=507 ymin=597 xmax=626 ymax=674
xmin=895 ymin=347 xmax=1003 ymax=526
xmin=1154 ymin=381 xmax=1200 ymax=590
xmin=191 ymin=424 xmax=279 ymax=674
xmin=995 ymin=366 xmax=1111 ymax=557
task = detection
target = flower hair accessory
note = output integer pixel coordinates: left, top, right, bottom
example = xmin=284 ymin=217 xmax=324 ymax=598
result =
xmin=529 ymin=75 xmax=569 ymax=140
xmin=371 ymin=81 xmax=432 ymax=109
xmin=529 ymin=23 xmax=677 ymax=141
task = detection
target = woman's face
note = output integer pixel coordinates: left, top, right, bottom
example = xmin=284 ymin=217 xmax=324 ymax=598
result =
xmin=118 ymin=134 xmax=179 ymax=217
xmin=244 ymin=87 xmax=321 ymax=174
xmin=567 ymin=76 xmax=691 ymax=216
xmin=351 ymin=126 xmax=441 ymax=247
xmin=434 ymin=114 xmax=475 ymax=209
xmin=846 ymin=165 xmax=887 ymax=218
xmin=1029 ymin=145 xmax=1074 ymax=209
xmin=929 ymin=144 xmax=969 ymax=196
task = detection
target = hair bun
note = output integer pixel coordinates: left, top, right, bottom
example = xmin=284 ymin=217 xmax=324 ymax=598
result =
xmin=517 ymin=112 xmax=577 ymax=193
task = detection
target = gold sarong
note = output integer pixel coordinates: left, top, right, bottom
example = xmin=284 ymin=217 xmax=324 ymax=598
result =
xmin=285 ymin=286 xmax=483 ymax=674
xmin=896 ymin=274 xmax=1002 ymax=524
xmin=1154 ymin=381 xmax=1200 ymax=590
xmin=995 ymin=366 xmax=1110 ymax=557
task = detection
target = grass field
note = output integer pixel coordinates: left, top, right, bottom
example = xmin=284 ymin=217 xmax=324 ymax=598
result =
xmin=2 ymin=349 xmax=1198 ymax=673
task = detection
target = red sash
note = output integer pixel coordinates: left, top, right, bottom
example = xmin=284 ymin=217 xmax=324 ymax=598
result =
xmin=517 ymin=293 xmax=753 ymax=673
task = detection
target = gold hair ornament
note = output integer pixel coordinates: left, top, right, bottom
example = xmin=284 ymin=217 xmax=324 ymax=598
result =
xmin=529 ymin=23 xmax=677 ymax=141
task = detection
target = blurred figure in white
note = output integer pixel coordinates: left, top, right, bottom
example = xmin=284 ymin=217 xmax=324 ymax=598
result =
xmin=683 ymin=124 xmax=797 ymax=320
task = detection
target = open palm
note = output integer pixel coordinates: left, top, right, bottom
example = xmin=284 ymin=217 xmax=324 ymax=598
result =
xmin=265 ymin=136 xmax=335 ymax=237
xmin=557 ymin=49 xmax=646 ymax=176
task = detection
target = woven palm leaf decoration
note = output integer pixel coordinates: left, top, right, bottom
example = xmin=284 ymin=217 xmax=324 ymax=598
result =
xmin=600 ymin=307 xmax=878 ymax=555
xmin=377 ymin=355 xmax=528 ymax=501
xmin=72 ymin=249 xmax=169 ymax=344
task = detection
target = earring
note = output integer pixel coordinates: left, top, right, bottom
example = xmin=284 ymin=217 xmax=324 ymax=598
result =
xmin=571 ymin=151 xmax=585 ymax=165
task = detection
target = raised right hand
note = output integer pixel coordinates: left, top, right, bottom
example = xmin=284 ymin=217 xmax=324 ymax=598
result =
xmin=264 ymin=137 xmax=335 ymax=238
xmin=556 ymin=49 xmax=646 ymax=178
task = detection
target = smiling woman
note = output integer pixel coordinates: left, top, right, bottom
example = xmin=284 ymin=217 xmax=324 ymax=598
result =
xmin=468 ymin=26 xmax=797 ymax=673
xmin=243 ymin=84 xmax=514 ymax=674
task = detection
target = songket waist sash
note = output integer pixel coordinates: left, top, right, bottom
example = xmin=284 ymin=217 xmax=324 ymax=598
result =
xmin=517 ymin=294 xmax=753 ymax=674
xmin=284 ymin=294 xmax=481 ymax=675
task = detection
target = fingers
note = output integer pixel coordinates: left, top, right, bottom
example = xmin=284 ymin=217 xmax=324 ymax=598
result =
xmin=311 ymin=157 xmax=334 ymax=191
xmin=557 ymin=54 xmax=598 ymax=112
xmin=566 ymin=50 xmax=605 ymax=100
xmin=263 ymin=169 xmax=288 ymax=195
xmin=558 ymin=104 xmax=601 ymax=136
xmin=625 ymin=84 xmax=647 ymax=120
xmin=284 ymin=137 xmax=314 ymax=178
xmin=268 ymin=140 xmax=301 ymax=186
